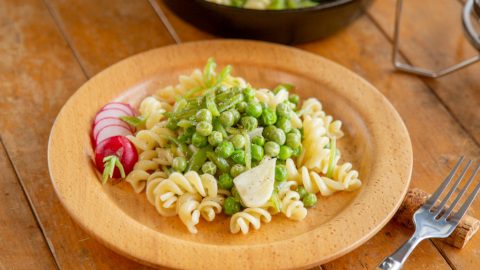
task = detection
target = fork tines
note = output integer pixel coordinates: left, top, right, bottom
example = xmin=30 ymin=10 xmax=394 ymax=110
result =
xmin=423 ymin=156 xmax=480 ymax=223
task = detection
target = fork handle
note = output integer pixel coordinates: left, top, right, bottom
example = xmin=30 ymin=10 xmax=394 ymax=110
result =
xmin=377 ymin=234 xmax=424 ymax=270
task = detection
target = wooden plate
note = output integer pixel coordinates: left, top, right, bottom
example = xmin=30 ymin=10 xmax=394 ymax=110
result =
xmin=48 ymin=40 xmax=412 ymax=269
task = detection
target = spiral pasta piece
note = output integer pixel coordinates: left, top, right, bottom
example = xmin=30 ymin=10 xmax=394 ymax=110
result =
xmin=153 ymin=148 xmax=174 ymax=166
xmin=177 ymin=193 xmax=202 ymax=234
xmin=125 ymin=150 xmax=160 ymax=193
xmin=145 ymin=173 xmax=178 ymax=217
xmin=254 ymin=88 xmax=289 ymax=108
xmin=230 ymin=208 xmax=272 ymax=234
xmin=331 ymin=162 xmax=362 ymax=191
xmin=165 ymin=171 xmax=218 ymax=197
xmin=197 ymin=195 xmax=224 ymax=222
xmin=296 ymin=116 xmax=328 ymax=167
xmin=127 ymin=123 xmax=175 ymax=151
xmin=300 ymin=98 xmax=343 ymax=138
xmin=278 ymin=181 xmax=307 ymax=221
xmin=286 ymin=159 xmax=346 ymax=196
xmin=138 ymin=97 xmax=172 ymax=130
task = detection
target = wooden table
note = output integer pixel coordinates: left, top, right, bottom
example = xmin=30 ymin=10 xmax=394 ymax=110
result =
xmin=1 ymin=0 xmax=479 ymax=269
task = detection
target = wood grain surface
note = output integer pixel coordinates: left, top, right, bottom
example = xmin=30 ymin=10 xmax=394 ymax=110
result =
xmin=0 ymin=0 xmax=479 ymax=269
xmin=0 ymin=142 xmax=57 ymax=270
xmin=368 ymin=0 xmax=480 ymax=144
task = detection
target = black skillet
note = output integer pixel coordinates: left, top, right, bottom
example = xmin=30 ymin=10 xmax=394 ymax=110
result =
xmin=163 ymin=0 xmax=372 ymax=44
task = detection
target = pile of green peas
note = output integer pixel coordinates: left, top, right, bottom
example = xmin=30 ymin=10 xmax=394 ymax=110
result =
xmin=166 ymin=84 xmax=313 ymax=215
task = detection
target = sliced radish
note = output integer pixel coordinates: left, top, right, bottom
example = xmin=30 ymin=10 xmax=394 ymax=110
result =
xmin=95 ymin=108 xmax=130 ymax=123
xmin=96 ymin=125 xmax=132 ymax=146
xmin=93 ymin=118 xmax=132 ymax=139
xmin=101 ymin=102 xmax=135 ymax=116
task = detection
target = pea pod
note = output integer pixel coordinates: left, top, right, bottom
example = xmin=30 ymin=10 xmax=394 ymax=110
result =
xmin=213 ymin=118 xmax=228 ymax=138
xmin=203 ymin=57 xmax=216 ymax=87
xmin=243 ymin=131 xmax=252 ymax=170
xmin=326 ymin=137 xmax=336 ymax=178
xmin=187 ymin=147 xmax=208 ymax=172
xmin=215 ymin=65 xmax=232 ymax=85
xmin=206 ymin=151 xmax=230 ymax=173
xmin=218 ymin=94 xmax=243 ymax=112
xmin=206 ymin=93 xmax=220 ymax=116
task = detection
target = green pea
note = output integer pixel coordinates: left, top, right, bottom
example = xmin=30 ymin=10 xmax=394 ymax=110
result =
xmin=278 ymin=145 xmax=293 ymax=160
xmin=230 ymin=164 xmax=246 ymax=177
xmin=202 ymin=161 xmax=217 ymax=175
xmin=231 ymin=134 xmax=246 ymax=149
xmin=196 ymin=109 xmax=212 ymax=123
xmin=296 ymin=186 xmax=307 ymax=200
xmin=218 ymin=174 xmax=234 ymax=190
xmin=241 ymin=116 xmax=258 ymax=131
xmin=264 ymin=141 xmax=280 ymax=157
xmin=196 ymin=121 xmax=213 ymax=136
xmin=172 ymin=156 xmax=187 ymax=172
xmin=223 ymin=197 xmax=242 ymax=216
xmin=276 ymin=102 xmax=292 ymax=118
xmin=251 ymin=136 xmax=265 ymax=146
xmin=268 ymin=128 xmax=286 ymax=145
xmin=192 ymin=132 xmax=207 ymax=147
xmin=231 ymin=149 xmax=246 ymax=165
xmin=251 ymin=144 xmax=264 ymax=161
xmin=261 ymin=107 xmax=277 ymax=125
xmin=275 ymin=164 xmax=287 ymax=182
xmin=215 ymin=141 xmax=234 ymax=158
xmin=236 ymin=101 xmax=248 ymax=113
xmin=220 ymin=111 xmax=235 ymax=127
xmin=290 ymin=128 xmax=301 ymax=137
xmin=208 ymin=131 xmax=223 ymax=146
xmin=286 ymin=133 xmax=301 ymax=149
xmin=292 ymin=145 xmax=302 ymax=157
xmin=263 ymin=125 xmax=277 ymax=139
xmin=303 ymin=193 xmax=317 ymax=208
xmin=166 ymin=117 xmax=178 ymax=130
xmin=246 ymin=101 xmax=263 ymax=118
xmin=230 ymin=109 xmax=241 ymax=124
xmin=243 ymin=87 xmax=255 ymax=102
xmin=288 ymin=94 xmax=300 ymax=105
xmin=276 ymin=117 xmax=292 ymax=133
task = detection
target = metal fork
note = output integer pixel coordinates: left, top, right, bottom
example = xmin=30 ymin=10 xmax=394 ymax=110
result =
xmin=378 ymin=156 xmax=480 ymax=270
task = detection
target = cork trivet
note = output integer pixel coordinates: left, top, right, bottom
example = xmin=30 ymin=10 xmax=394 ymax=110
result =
xmin=394 ymin=188 xmax=480 ymax=248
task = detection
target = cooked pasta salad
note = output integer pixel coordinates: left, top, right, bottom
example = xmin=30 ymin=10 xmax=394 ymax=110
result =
xmin=206 ymin=0 xmax=322 ymax=10
xmin=91 ymin=59 xmax=361 ymax=234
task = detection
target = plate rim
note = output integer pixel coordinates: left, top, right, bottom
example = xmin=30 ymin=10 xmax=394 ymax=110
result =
xmin=48 ymin=39 xmax=413 ymax=269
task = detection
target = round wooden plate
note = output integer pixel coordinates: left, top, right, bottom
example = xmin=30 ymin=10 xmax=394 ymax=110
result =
xmin=48 ymin=40 xmax=412 ymax=269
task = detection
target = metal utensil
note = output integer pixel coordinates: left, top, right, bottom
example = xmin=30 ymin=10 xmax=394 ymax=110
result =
xmin=393 ymin=0 xmax=480 ymax=78
xmin=378 ymin=156 xmax=480 ymax=270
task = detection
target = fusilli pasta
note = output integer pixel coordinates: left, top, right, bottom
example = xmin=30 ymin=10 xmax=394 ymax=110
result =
xmin=286 ymin=159 xmax=346 ymax=196
xmin=230 ymin=208 xmax=272 ymax=234
xmin=197 ymin=195 xmax=224 ymax=222
xmin=177 ymin=193 xmax=202 ymax=234
xmin=278 ymin=181 xmax=307 ymax=221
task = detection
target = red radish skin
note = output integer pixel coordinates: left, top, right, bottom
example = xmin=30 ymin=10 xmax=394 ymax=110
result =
xmin=93 ymin=118 xmax=133 ymax=139
xmin=95 ymin=136 xmax=138 ymax=181
xmin=102 ymin=102 xmax=135 ymax=116
xmin=95 ymin=125 xmax=131 ymax=146
xmin=94 ymin=108 xmax=131 ymax=123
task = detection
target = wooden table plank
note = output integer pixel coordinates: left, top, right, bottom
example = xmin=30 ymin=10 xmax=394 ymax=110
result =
xmin=44 ymin=0 xmax=175 ymax=76
xmin=368 ymin=0 xmax=480 ymax=144
xmin=0 ymin=0 xmax=157 ymax=269
xmin=0 ymin=141 xmax=58 ymax=270
xmin=151 ymin=1 xmax=480 ymax=269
